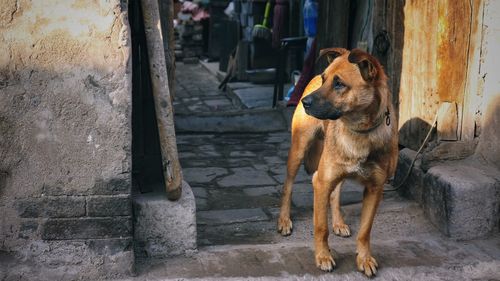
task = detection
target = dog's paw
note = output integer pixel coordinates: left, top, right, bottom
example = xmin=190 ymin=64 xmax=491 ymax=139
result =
xmin=356 ymin=254 xmax=378 ymax=277
xmin=315 ymin=251 xmax=336 ymax=272
xmin=333 ymin=223 xmax=351 ymax=237
xmin=277 ymin=217 xmax=293 ymax=236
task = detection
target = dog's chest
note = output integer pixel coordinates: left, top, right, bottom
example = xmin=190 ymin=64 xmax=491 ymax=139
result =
xmin=334 ymin=133 xmax=372 ymax=175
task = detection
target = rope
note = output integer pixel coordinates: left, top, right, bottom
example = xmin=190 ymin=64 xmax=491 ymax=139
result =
xmin=384 ymin=112 xmax=439 ymax=193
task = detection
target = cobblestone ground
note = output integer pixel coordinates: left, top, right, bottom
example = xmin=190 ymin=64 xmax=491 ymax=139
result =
xmin=173 ymin=63 xmax=235 ymax=114
xmin=148 ymin=62 xmax=500 ymax=281
xmin=173 ymin=62 xmax=318 ymax=246
xmin=179 ymin=132 xmax=299 ymax=246
xmin=177 ymin=132 xmax=366 ymax=247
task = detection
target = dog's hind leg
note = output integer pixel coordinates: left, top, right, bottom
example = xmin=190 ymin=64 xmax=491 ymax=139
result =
xmin=330 ymin=180 xmax=351 ymax=237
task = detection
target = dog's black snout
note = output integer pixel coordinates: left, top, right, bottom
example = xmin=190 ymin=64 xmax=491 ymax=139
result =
xmin=302 ymin=96 xmax=313 ymax=109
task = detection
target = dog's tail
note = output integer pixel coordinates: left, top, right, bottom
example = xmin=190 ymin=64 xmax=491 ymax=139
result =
xmin=303 ymin=132 xmax=324 ymax=175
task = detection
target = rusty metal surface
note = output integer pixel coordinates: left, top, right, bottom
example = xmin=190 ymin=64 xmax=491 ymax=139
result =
xmin=398 ymin=0 xmax=440 ymax=150
xmin=398 ymin=0 xmax=481 ymax=149
xmin=436 ymin=0 xmax=471 ymax=103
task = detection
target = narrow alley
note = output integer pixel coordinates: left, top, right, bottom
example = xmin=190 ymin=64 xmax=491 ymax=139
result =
xmin=173 ymin=62 xmax=314 ymax=246
xmin=2 ymin=1 xmax=500 ymax=280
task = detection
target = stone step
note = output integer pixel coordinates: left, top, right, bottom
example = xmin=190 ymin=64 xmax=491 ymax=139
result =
xmin=133 ymin=181 xmax=197 ymax=258
xmin=134 ymin=234 xmax=500 ymax=281
xmin=396 ymin=148 xmax=500 ymax=240
xmin=226 ymin=82 xmax=275 ymax=109
xmin=174 ymin=108 xmax=289 ymax=133
xmin=199 ymin=60 xmax=226 ymax=82
xmin=225 ymin=81 xmax=293 ymax=110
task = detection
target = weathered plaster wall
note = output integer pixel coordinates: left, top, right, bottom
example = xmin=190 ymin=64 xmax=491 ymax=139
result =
xmin=474 ymin=0 xmax=500 ymax=169
xmin=0 ymin=0 xmax=133 ymax=277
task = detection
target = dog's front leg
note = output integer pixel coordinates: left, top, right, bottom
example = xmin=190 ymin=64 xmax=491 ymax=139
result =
xmin=312 ymin=172 xmax=337 ymax=272
xmin=330 ymin=180 xmax=351 ymax=237
xmin=278 ymin=123 xmax=319 ymax=236
xmin=277 ymin=143 xmax=305 ymax=236
xmin=277 ymin=148 xmax=302 ymax=236
xmin=356 ymin=184 xmax=383 ymax=277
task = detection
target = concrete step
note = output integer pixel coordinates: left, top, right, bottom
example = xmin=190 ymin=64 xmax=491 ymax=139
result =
xmin=199 ymin=60 xmax=226 ymax=82
xmin=226 ymin=82 xmax=274 ymax=109
xmin=396 ymin=148 xmax=500 ymax=240
xmin=225 ymin=82 xmax=293 ymax=110
xmin=134 ymin=233 xmax=500 ymax=281
xmin=132 ymin=192 xmax=500 ymax=280
xmin=174 ymin=108 xmax=289 ymax=133
xmin=200 ymin=60 xmax=294 ymax=110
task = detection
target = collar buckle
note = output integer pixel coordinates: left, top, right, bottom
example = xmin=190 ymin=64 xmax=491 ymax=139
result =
xmin=385 ymin=107 xmax=391 ymax=126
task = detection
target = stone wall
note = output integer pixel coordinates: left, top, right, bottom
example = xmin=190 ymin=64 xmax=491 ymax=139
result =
xmin=0 ymin=0 xmax=133 ymax=278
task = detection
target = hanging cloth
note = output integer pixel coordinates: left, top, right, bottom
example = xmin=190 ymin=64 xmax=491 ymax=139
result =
xmin=287 ymin=38 xmax=317 ymax=106
xmin=272 ymin=0 xmax=289 ymax=49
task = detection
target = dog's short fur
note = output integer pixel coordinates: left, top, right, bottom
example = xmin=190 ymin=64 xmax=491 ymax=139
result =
xmin=277 ymin=48 xmax=398 ymax=277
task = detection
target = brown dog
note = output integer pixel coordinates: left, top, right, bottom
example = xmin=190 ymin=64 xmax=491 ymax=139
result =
xmin=277 ymin=48 xmax=398 ymax=277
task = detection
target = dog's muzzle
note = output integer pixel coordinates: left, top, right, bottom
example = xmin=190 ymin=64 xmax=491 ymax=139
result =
xmin=302 ymin=95 xmax=342 ymax=120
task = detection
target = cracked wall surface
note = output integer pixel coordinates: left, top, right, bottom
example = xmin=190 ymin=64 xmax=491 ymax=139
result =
xmin=474 ymin=0 xmax=500 ymax=169
xmin=0 ymin=0 xmax=133 ymax=278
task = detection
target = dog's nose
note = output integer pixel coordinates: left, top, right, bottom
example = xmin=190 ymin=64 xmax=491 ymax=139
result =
xmin=302 ymin=96 xmax=313 ymax=109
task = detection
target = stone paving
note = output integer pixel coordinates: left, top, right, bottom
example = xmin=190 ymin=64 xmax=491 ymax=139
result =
xmin=173 ymin=63 xmax=235 ymax=114
xmin=176 ymin=132 xmax=364 ymax=247
xmin=177 ymin=132 xmax=299 ymax=246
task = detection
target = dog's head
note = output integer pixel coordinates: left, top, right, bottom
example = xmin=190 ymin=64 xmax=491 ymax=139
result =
xmin=302 ymin=48 xmax=387 ymax=120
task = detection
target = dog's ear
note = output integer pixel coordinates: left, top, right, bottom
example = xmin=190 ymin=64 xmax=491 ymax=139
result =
xmin=348 ymin=49 xmax=380 ymax=82
xmin=318 ymin=48 xmax=347 ymax=64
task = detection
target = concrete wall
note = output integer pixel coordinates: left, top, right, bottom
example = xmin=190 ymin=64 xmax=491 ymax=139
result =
xmin=474 ymin=0 xmax=500 ymax=169
xmin=0 ymin=0 xmax=133 ymax=278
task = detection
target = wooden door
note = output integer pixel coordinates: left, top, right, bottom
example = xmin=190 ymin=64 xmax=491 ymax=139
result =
xmin=396 ymin=0 xmax=482 ymax=150
xmin=372 ymin=0 xmax=405 ymax=111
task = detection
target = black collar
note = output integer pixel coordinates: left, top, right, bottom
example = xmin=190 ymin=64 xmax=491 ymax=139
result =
xmin=348 ymin=107 xmax=391 ymax=134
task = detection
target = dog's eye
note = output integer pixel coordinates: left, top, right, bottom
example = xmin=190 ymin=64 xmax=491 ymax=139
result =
xmin=333 ymin=77 xmax=345 ymax=90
